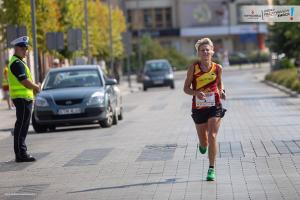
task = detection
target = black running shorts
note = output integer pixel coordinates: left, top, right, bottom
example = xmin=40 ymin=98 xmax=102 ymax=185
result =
xmin=191 ymin=106 xmax=226 ymax=124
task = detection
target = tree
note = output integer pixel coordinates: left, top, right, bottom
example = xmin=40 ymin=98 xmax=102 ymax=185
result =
xmin=268 ymin=0 xmax=300 ymax=58
xmin=56 ymin=0 xmax=84 ymax=59
xmin=0 ymin=0 xmax=31 ymax=41
xmin=140 ymin=35 xmax=167 ymax=62
xmin=0 ymin=0 xmax=60 ymax=53
xmin=0 ymin=0 xmax=126 ymax=62
xmin=57 ymin=0 xmax=126 ymax=61
xmin=87 ymin=1 xmax=126 ymax=60
xmin=131 ymin=35 xmax=188 ymax=71
xmin=36 ymin=0 xmax=61 ymax=51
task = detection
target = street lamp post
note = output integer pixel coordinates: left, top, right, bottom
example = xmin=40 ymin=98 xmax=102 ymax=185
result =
xmin=254 ymin=0 xmax=261 ymax=68
xmin=136 ymin=0 xmax=142 ymax=73
xmin=84 ymin=0 xmax=90 ymax=64
xmin=30 ymin=0 xmax=39 ymax=82
xmin=108 ymin=0 xmax=114 ymax=76
xmin=120 ymin=0 xmax=132 ymax=87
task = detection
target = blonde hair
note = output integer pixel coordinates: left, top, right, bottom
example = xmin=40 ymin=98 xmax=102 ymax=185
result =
xmin=195 ymin=38 xmax=214 ymax=52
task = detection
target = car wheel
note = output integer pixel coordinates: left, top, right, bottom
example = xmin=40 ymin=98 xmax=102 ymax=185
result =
xmin=143 ymin=85 xmax=147 ymax=91
xmin=170 ymin=82 xmax=175 ymax=89
xmin=118 ymin=107 xmax=123 ymax=120
xmin=99 ymin=105 xmax=113 ymax=128
xmin=32 ymin=114 xmax=48 ymax=133
xmin=112 ymin=112 xmax=118 ymax=125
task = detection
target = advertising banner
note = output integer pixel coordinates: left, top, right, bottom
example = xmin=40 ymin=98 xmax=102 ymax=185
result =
xmin=240 ymin=5 xmax=300 ymax=22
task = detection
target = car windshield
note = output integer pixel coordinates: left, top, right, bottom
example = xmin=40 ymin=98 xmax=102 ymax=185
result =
xmin=145 ymin=61 xmax=170 ymax=72
xmin=43 ymin=69 xmax=102 ymax=90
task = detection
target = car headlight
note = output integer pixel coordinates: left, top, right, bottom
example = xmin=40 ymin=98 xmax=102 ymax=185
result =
xmin=87 ymin=92 xmax=105 ymax=106
xmin=165 ymin=73 xmax=174 ymax=79
xmin=143 ymin=75 xmax=150 ymax=81
xmin=35 ymin=96 xmax=49 ymax=107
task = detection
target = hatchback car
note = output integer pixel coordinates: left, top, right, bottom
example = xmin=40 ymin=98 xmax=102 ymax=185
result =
xmin=142 ymin=59 xmax=175 ymax=91
xmin=32 ymin=65 xmax=123 ymax=133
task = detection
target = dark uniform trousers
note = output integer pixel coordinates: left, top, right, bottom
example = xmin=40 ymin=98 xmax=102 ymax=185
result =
xmin=12 ymin=98 xmax=33 ymax=156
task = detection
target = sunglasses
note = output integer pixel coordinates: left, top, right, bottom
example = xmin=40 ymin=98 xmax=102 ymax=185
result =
xmin=19 ymin=46 xmax=29 ymax=50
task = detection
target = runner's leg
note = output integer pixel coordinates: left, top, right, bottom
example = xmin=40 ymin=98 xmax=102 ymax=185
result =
xmin=195 ymin=123 xmax=208 ymax=148
xmin=207 ymin=117 xmax=221 ymax=167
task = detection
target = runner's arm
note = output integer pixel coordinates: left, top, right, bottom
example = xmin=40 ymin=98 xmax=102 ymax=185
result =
xmin=217 ymin=65 xmax=226 ymax=99
xmin=183 ymin=65 xmax=195 ymax=96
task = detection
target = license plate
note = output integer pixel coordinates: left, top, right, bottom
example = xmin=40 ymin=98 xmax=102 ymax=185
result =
xmin=153 ymin=80 xmax=163 ymax=84
xmin=58 ymin=108 xmax=81 ymax=115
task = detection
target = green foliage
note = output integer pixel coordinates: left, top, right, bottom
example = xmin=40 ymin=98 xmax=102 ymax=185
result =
xmin=0 ymin=0 xmax=126 ymax=61
xmin=166 ymin=47 xmax=189 ymax=70
xmin=268 ymin=0 xmax=300 ymax=59
xmin=140 ymin=35 xmax=167 ymax=61
xmin=57 ymin=0 xmax=126 ymax=60
xmin=36 ymin=0 xmax=61 ymax=51
xmin=265 ymin=68 xmax=300 ymax=92
xmin=291 ymin=79 xmax=300 ymax=92
xmin=278 ymin=58 xmax=295 ymax=69
xmin=130 ymin=35 xmax=189 ymax=72
xmin=0 ymin=0 xmax=31 ymax=39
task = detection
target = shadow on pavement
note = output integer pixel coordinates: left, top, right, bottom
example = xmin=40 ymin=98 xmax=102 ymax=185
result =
xmin=68 ymin=178 xmax=198 ymax=194
xmin=28 ymin=125 xmax=101 ymax=135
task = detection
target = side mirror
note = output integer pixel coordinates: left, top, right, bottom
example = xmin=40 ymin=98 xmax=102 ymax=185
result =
xmin=106 ymin=78 xmax=117 ymax=85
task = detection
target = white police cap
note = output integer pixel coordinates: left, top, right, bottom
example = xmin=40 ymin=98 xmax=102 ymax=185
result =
xmin=11 ymin=36 xmax=29 ymax=47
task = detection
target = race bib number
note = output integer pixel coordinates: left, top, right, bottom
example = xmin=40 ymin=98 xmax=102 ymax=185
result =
xmin=196 ymin=92 xmax=215 ymax=107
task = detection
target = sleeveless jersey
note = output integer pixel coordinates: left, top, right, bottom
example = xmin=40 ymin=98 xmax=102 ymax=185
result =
xmin=192 ymin=62 xmax=221 ymax=109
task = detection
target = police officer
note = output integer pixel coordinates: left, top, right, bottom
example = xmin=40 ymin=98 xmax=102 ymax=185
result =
xmin=8 ymin=36 xmax=41 ymax=162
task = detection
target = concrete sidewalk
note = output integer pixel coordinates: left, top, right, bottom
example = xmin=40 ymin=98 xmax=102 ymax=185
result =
xmin=0 ymin=99 xmax=15 ymax=141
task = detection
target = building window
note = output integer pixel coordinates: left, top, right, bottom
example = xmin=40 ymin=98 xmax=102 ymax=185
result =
xmin=155 ymin=8 xmax=164 ymax=28
xmin=165 ymin=8 xmax=172 ymax=28
xmin=127 ymin=10 xmax=132 ymax=28
xmin=130 ymin=7 xmax=172 ymax=30
xmin=144 ymin=9 xmax=153 ymax=28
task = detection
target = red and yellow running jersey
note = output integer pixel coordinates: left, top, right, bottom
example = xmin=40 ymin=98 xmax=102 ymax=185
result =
xmin=192 ymin=62 xmax=221 ymax=109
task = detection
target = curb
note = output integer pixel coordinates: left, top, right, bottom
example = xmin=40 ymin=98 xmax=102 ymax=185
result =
xmin=263 ymin=80 xmax=299 ymax=97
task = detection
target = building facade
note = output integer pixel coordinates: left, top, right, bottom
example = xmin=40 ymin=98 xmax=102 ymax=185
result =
xmin=125 ymin=0 xmax=180 ymax=48
xmin=125 ymin=0 xmax=268 ymax=57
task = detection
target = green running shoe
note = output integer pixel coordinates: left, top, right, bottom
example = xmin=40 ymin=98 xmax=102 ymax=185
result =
xmin=206 ymin=168 xmax=215 ymax=181
xmin=199 ymin=146 xmax=207 ymax=154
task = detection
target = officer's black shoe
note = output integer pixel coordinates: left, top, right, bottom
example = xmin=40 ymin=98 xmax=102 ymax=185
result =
xmin=15 ymin=154 xmax=36 ymax=163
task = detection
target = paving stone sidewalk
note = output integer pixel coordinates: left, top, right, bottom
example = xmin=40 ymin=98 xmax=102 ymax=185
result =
xmin=1 ymin=65 xmax=300 ymax=200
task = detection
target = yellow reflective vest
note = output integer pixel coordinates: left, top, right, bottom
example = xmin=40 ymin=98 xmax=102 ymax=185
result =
xmin=8 ymin=56 xmax=34 ymax=100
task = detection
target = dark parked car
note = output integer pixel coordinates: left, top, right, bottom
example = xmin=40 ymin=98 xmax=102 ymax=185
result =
xmin=142 ymin=59 xmax=175 ymax=91
xmin=32 ymin=65 xmax=123 ymax=133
